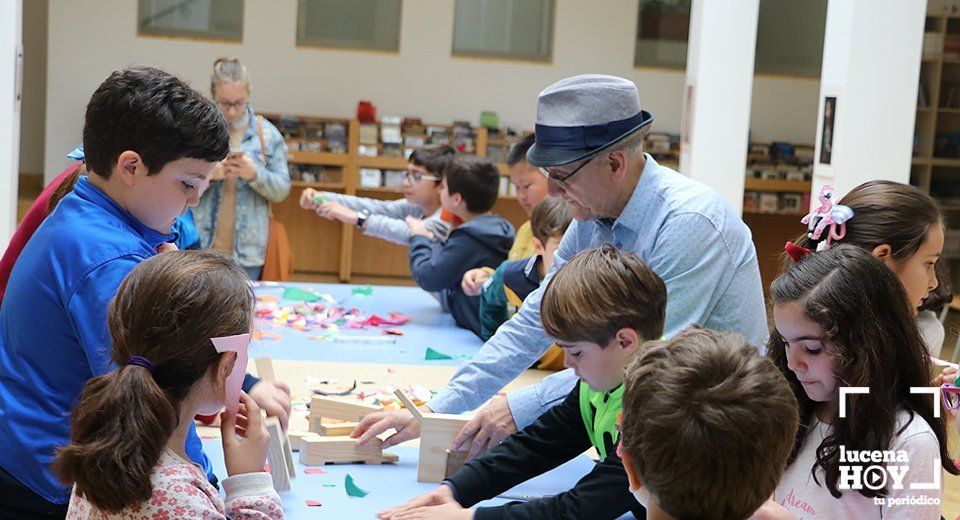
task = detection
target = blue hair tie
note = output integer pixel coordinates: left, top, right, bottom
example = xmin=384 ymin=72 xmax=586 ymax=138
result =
xmin=126 ymin=356 xmax=155 ymax=374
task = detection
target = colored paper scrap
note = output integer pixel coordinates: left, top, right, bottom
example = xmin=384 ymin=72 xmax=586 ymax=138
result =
xmin=345 ymin=474 xmax=369 ymax=498
xmin=304 ymin=468 xmax=327 ymax=475
xmin=252 ymin=329 xmax=281 ymax=341
xmin=323 ymin=483 xmax=336 ymax=487
xmin=425 ymin=347 xmax=453 ymax=360
xmin=352 ymin=285 xmax=374 ymax=297
xmin=306 ymin=499 xmax=323 ymax=507
xmin=382 ymin=328 xmax=404 ymax=336
xmin=283 ymin=286 xmax=321 ymax=302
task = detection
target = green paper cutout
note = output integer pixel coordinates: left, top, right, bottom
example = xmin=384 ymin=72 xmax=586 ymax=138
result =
xmin=425 ymin=347 xmax=454 ymax=360
xmin=345 ymin=474 xmax=369 ymax=498
xmin=282 ymin=286 xmax=320 ymax=302
xmin=352 ymin=285 xmax=374 ymax=296
xmin=323 ymin=483 xmax=336 ymax=487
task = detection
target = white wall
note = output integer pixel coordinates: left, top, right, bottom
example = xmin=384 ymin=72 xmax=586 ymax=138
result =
xmin=812 ymin=0 xmax=923 ymax=197
xmin=19 ymin=0 xmax=46 ymax=175
xmin=681 ymin=0 xmax=759 ymax=213
xmin=42 ymin=0 xmax=820 ymax=182
xmin=2 ymin=0 xmax=23 ymax=248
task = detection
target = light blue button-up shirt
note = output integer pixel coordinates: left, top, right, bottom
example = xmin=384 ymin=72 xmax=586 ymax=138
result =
xmin=427 ymin=156 xmax=769 ymax=428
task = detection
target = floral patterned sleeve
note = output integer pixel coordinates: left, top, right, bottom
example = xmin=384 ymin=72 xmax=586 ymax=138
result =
xmin=66 ymin=450 xmax=282 ymax=519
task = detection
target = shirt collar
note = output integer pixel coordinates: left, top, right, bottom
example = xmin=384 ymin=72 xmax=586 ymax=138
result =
xmin=74 ymin=176 xmax=177 ymax=248
xmin=609 ymin=153 xmax=664 ymax=234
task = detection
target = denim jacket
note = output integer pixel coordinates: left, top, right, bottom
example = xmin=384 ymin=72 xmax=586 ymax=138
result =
xmin=193 ymin=105 xmax=290 ymax=267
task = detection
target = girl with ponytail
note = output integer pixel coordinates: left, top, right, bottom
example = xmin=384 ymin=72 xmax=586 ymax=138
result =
xmin=54 ymin=250 xmax=283 ymax=518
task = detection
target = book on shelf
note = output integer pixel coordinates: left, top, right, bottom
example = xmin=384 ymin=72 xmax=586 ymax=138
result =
xmin=384 ymin=170 xmax=406 ymax=188
xmin=427 ymin=126 xmax=450 ymax=145
xmin=326 ymin=122 xmax=348 ymax=153
xmin=360 ymin=168 xmax=383 ymax=188
xmin=359 ymin=123 xmax=379 ymax=145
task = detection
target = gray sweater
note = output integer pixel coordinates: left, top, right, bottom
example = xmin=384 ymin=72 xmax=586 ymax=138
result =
xmin=321 ymin=192 xmax=451 ymax=245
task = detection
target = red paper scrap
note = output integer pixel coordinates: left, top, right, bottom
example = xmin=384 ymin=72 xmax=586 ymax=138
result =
xmin=304 ymin=468 xmax=328 ymax=475
xmin=382 ymin=328 xmax=405 ymax=336
xmin=306 ymin=500 xmax=323 ymax=507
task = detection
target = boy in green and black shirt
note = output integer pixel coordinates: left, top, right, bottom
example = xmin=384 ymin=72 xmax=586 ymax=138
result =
xmin=380 ymin=244 xmax=666 ymax=520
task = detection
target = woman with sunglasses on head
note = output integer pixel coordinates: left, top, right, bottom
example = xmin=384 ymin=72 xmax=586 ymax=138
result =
xmin=300 ymin=144 xmax=457 ymax=244
xmin=193 ymin=56 xmax=291 ymax=282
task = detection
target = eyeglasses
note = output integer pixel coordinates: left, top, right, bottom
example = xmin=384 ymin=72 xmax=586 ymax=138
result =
xmin=942 ymin=382 xmax=960 ymax=411
xmin=404 ymin=169 xmax=441 ymax=184
xmin=215 ymin=99 xmax=248 ymax=111
xmin=539 ymin=153 xmax=598 ymax=187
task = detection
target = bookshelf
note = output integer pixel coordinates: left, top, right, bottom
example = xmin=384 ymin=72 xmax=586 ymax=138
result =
xmin=916 ymin=13 xmax=960 ymax=289
xmin=741 ymin=142 xmax=815 ymax=289
xmin=261 ymin=114 xmax=530 ymax=282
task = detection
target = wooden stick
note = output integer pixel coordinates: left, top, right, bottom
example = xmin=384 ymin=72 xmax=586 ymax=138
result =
xmin=393 ymin=389 xmax=424 ymax=422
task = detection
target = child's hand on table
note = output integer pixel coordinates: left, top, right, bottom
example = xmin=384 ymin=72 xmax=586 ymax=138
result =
xmin=220 ymin=392 xmax=270 ymax=477
xmin=390 ymin=502 xmax=472 ymax=520
xmin=378 ymin=484 xmax=469 ymax=520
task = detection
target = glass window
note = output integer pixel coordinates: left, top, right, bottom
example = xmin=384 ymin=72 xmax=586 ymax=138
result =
xmin=297 ymin=0 xmax=402 ymax=52
xmin=138 ymin=0 xmax=243 ymax=42
xmin=633 ymin=0 xmax=827 ymax=78
xmin=453 ymin=0 xmax=554 ymax=62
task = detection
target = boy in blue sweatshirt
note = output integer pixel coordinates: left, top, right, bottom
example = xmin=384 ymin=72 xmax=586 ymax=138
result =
xmin=0 ymin=67 xmax=288 ymax=519
xmin=407 ymin=156 xmax=515 ymax=336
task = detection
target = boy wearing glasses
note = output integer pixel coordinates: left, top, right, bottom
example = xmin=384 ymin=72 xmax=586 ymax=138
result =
xmin=379 ymin=246 xmax=664 ymax=520
xmin=300 ymin=144 xmax=457 ymax=244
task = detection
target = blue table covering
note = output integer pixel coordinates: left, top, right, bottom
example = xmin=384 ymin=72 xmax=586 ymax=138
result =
xmin=250 ymin=283 xmax=484 ymax=366
xmin=202 ymin=440 xmax=598 ymax=517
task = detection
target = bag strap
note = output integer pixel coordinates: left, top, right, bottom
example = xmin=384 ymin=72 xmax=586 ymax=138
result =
xmin=256 ymin=115 xmax=268 ymax=158
xmin=255 ymin=115 xmax=275 ymax=219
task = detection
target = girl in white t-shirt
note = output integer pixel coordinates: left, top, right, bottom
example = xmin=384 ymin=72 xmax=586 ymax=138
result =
xmin=753 ymin=245 xmax=956 ymax=520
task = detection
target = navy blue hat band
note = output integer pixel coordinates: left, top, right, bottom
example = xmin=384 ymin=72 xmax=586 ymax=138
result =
xmin=534 ymin=111 xmax=653 ymax=150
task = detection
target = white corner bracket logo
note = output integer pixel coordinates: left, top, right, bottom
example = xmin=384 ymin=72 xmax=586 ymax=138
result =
xmin=837 ymin=386 xmax=942 ymax=492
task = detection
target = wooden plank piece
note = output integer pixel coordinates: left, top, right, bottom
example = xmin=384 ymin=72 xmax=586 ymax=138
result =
xmin=299 ymin=436 xmax=398 ymax=466
xmin=417 ymin=413 xmax=473 ymax=483
xmin=310 ymin=396 xmax=381 ymax=422
xmin=288 ymin=430 xmax=321 ymax=451
xmin=393 ymin=389 xmax=424 ymax=421
xmin=264 ymin=416 xmax=296 ymax=492
xmin=255 ymin=356 xmax=276 ymax=382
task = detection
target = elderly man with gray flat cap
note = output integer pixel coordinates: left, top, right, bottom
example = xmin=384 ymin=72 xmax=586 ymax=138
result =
xmin=353 ymin=74 xmax=767 ymax=455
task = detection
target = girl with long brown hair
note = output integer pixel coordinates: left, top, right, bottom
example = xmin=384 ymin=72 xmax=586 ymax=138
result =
xmin=54 ymin=250 xmax=282 ymax=518
xmin=757 ymin=245 xmax=956 ymax=518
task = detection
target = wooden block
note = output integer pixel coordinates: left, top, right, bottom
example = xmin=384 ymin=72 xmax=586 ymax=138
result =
xmin=307 ymin=415 xmax=360 ymax=436
xmin=445 ymin=449 xmax=470 ymax=476
xmin=417 ymin=413 xmax=473 ymax=483
xmin=299 ymin=436 xmax=398 ymax=466
xmin=310 ymin=396 xmax=381 ymax=422
xmin=288 ymin=430 xmax=321 ymax=451
xmin=265 ymin=417 xmax=296 ymax=492
xmin=255 ymin=356 xmax=276 ymax=382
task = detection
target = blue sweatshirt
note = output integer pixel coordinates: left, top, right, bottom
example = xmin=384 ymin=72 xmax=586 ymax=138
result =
xmin=0 ymin=177 xmax=213 ymax=503
xmin=409 ymin=213 xmax=515 ymax=336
